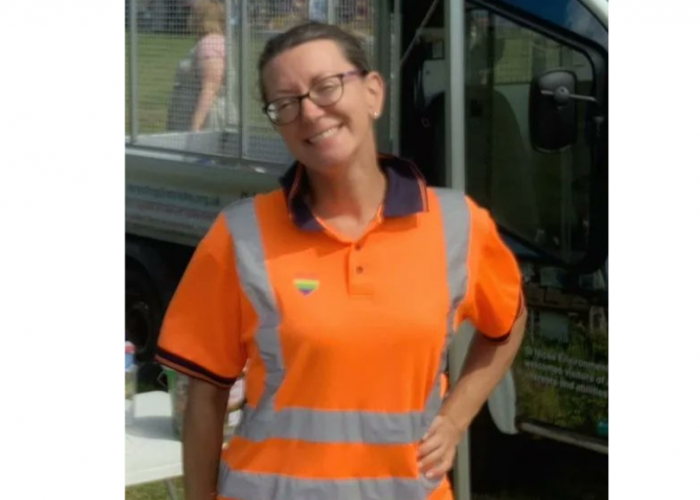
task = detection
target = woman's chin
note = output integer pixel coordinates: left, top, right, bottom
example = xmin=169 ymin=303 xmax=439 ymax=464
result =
xmin=300 ymin=147 xmax=356 ymax=172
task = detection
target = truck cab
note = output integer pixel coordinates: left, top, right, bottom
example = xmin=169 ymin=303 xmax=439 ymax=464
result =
xmin=392 ymin=1 xmax=608 ymax=492
xmin=398 ymin=0 xmax=608 ymax=453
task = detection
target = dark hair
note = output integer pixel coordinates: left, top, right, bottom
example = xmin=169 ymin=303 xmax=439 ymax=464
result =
xmin=257 ymin=21 xmax=372 ymax=103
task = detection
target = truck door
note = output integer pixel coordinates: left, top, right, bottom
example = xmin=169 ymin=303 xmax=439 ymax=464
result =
xmin=465 ymin=0 xmax=608 ymax=452
xmin=405 ymin=0 xmax=608 ymax=451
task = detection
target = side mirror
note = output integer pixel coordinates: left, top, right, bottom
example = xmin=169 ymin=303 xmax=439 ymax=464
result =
xmin=529 ymin=69 xmax=595 ymax=152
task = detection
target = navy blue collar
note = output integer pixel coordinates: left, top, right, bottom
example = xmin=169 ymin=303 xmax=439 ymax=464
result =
xmin=279 ymin=155 xmax=429 ymax=231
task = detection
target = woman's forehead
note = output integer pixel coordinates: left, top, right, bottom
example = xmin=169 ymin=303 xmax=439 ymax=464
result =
xmin=263 ymin=40 xmax=352 ymax=89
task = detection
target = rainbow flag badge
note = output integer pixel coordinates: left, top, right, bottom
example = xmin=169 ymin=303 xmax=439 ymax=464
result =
xmin=293 ymin=277 xmax=320 ymax=296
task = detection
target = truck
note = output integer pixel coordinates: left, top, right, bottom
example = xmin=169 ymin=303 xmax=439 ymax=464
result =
xmin=126 ymin=0 xmax=608 ymax=496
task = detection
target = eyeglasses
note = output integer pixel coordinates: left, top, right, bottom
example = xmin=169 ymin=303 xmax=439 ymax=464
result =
xmin=263 ymin=70 xmax=368 ymax=126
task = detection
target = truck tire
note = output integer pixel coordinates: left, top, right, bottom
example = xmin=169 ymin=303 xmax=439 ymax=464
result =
xmin=125 ymin=265 xmax=163 ymax=363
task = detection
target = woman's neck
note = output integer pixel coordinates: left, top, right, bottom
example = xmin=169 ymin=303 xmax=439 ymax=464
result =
xmin=306 ymin=151 xmax=387 ymax=227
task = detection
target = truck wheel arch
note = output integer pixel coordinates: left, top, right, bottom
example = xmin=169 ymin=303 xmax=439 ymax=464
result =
xmin=125 ymin=237 xmax=180 ymax=361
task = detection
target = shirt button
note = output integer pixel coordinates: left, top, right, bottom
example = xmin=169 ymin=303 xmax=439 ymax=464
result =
xmin=354 ymin=243 xmax=362 ymax=251
xmin=356 ymin=266 xmax=364 ymax=274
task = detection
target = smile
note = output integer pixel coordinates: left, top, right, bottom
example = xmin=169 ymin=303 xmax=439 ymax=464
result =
xmin=307 ymin=126 xmax=341 ymax=144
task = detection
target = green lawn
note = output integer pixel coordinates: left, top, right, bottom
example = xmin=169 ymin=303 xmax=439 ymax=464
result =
xmin=126 ymin=32 xmax=271 ymax=136
xmin=126 ymin=479 xmax=184 ymax=500
xmin=126 ymin=33 xmax=195 ymax=134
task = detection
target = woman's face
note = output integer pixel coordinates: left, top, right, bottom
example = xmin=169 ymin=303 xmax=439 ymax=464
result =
xmin=262 ymin=39 xmax=384 ymax=174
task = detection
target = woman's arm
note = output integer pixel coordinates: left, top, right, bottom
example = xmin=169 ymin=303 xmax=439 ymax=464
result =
xmin=440 ymin=305 xmax=527 ymax=433
xmin=191 ymin=56 xmax=225 ymax=131
xmin=182 ymin=377 xmax=230 ymax=500
xmin=418 ymin=198 xmax=527 ymax=479
xmin=418 ymin=305 xmax=527 ymax=479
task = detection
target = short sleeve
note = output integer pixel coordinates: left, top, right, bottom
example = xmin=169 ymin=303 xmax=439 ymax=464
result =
xmin=197 ymin=34 xmax=225 ymax=61
xmin=155 ymin=214 xmax=246 ymax=387
xmin=456 ymin=197 xmax=523 ymax=340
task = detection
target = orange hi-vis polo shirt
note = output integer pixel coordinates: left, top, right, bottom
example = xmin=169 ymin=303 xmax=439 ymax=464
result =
xmin=156 ymin=155 xmax=522 ymax=500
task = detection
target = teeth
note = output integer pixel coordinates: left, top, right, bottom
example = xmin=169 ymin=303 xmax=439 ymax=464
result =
xmin=308 ymin=126 xmax=339 ymax=144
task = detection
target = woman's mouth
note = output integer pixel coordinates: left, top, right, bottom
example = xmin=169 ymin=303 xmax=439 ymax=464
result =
xmin=306 ymin=125 xmax=341 ymax=145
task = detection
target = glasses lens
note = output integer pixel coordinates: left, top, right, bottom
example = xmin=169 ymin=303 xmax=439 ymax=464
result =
xmin=311 ymin=77 xmax=343 ymax=107
xmin=267 ymin=99 xmax=299 ymax=125
xmin=266 ymin=75 xmax=346 ymax=125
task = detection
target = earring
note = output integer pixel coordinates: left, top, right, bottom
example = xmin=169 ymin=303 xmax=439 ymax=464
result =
xmin=373 ymin=111 xmax=379 ymax=119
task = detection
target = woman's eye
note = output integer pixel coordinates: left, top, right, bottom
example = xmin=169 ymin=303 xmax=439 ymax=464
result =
xmin=276 ymin=100 xmax=295 ymax=111
xmin=317 ymin=83 xmax=338 ymax=93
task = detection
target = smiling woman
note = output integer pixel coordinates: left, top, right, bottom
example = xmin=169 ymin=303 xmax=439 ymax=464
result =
xmin=258 ymin=25 xmax=385 ymax=208
xmin=155 ymin=20 xmax=527 ymax=500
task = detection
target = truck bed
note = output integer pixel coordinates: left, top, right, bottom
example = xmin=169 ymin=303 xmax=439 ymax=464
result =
xmin=126 ymin=130 xmax=291 ymax=247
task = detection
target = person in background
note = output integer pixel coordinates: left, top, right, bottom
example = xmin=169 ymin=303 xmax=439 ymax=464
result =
xmin=157 ymin=21 xmax=527 ymax=500
xmin=167 ymin=0 xmax=234 ymax=132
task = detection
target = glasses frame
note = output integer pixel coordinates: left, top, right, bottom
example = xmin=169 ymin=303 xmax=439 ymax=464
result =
xmin=262 ymin=69 xmax=369 ymax=126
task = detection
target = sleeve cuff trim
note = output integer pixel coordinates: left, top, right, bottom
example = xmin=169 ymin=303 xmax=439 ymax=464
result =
xmin=479 ymin=292 xmax=525 ymax=343
xmin=155 ymin=347 xmax=237 ymax=388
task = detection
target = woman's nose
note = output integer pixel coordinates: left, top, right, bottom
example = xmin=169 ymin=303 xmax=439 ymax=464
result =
xmin=299 ymin=96 xmax=325 ymax=121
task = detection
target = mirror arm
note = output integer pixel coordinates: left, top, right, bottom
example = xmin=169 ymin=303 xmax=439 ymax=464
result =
xmin=541 ymin=87 xmax=598 ymax=105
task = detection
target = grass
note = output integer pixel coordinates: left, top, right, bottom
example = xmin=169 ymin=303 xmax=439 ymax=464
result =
xmin=126 ymin=33 xmax=196 ymax=134
xmin=126 ymin=479 xmax=183 ymax=500
xmin=126 ymin=31 xmax=273 ymax=136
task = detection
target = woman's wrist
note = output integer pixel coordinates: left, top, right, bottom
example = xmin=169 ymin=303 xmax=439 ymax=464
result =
xmin=438 ymin=383 xmax=484 ymax=436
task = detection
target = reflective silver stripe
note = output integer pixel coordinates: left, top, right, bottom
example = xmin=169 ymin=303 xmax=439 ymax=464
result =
xmin=422 ymin=188 xmax=471 ymax=441
xmin=220 ymin=469 xmax=427 ymax=500
xmin=421 ymin=188 xmax=471 ymax=496
xmin=424 ymin=188 xmax=470 ymax=415
xmin=235 ymin=405 xmax=429 ymax=444
xmin=223 ymin=198 xmax=284 ymax=423
xmin=433 ymin=187 xmax=471 ymax=342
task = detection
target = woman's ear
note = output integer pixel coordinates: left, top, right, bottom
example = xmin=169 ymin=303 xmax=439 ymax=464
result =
xmin=364 ymin=71 xmax=386 ymax=119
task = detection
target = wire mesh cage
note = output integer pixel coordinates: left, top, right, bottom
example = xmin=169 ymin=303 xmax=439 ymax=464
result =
xmin=126 ymin=0 xmax=378 ymax=163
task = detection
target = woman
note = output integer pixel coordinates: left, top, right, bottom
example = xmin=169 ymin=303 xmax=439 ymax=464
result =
xmin=167 ymin=0 xmax=235 ymax=132
xmin=156 ymin=21 xmax=527 ymax=500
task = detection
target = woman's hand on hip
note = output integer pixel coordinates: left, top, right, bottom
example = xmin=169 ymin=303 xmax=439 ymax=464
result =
xmin=417 ymin=414 xmax=463 ymax=480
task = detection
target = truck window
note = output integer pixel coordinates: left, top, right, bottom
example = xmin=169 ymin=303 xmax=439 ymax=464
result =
xmin=463 ymin=9 xmax=594 ymax=263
